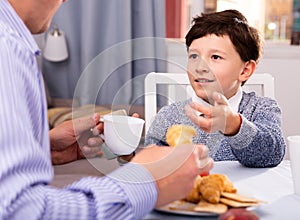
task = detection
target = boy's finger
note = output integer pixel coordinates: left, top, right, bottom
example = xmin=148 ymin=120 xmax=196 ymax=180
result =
xmin=213 ymin=92 xmax=229 ymax=106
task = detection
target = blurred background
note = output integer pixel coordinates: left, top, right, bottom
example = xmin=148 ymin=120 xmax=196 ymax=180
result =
xmin=36 ymin=0 xmax=300 ymax=147
xmin=167 ymin=0 xmax=298 ymax=43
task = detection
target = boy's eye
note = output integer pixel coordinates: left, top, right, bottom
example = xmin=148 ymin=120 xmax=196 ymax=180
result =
xmin=189 ymin=54 xmax=198 ymax=59
xmin=211 ymin=55 xmax=222 ymax=60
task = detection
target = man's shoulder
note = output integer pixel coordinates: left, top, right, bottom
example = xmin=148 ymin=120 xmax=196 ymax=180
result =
xmin=0 ymin=21 xmax=22 ymax=51
xmin=0 ymin=22 xmax=15 ymax=56
xmin=0 ymin=20 xmax=17 ymax=38
xmin=0 ymin=21 xmax=32 ymax=59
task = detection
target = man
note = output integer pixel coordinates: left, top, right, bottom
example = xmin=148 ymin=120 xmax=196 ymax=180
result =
xmin=0 ymin=0 xmax=213 ymax=219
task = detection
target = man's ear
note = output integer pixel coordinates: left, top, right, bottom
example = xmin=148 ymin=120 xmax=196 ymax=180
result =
xmin=239 ymin=60 xmax=256 ymax=82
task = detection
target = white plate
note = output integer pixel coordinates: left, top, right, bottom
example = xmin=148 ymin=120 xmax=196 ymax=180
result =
xmin=155 ymin=200 xmax=219 ymax=217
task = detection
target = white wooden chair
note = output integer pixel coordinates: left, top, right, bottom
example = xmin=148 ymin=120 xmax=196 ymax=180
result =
xmin=144 ymin=72 xmax=275 ymax=133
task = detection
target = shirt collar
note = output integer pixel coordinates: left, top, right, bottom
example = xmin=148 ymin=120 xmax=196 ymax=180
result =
xmin=229 ymin=86 xmax=243 ymax=112
xmin=192 ymin=86 xmax=243 ymax=112
xmin=0 ymin=0 xmax=40 ymax=56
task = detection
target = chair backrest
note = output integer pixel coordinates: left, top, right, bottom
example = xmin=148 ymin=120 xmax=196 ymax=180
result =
xmin=144 ymin=72 xmax=275 ymax=133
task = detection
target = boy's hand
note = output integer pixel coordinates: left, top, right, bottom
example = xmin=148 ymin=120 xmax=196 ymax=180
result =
xmin=185 ymin=92 xmax=241 ymax=135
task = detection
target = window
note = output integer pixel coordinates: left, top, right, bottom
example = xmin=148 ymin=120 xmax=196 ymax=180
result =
xmin=166 ymin=0 xmax=297 ymax=44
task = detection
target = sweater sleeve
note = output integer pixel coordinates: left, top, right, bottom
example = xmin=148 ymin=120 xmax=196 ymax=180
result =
xmin=225 ymin=97 xmax=286 ymax=168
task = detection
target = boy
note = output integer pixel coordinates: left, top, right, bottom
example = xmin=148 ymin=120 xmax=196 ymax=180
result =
xmin=145 ymin=9 xmax=286 ymax=168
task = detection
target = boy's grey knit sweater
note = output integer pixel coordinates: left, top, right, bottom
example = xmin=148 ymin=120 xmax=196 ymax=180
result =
xmin=144 ymin=91 xmax=286 ymax=168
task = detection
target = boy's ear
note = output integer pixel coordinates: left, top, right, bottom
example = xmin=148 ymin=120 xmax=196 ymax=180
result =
xmin=239 ymin=60 xmax=256 ymax=82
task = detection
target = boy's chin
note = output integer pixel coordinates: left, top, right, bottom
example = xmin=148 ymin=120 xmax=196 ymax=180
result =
xmin=195 ymin=92 xmax=211 ymax=103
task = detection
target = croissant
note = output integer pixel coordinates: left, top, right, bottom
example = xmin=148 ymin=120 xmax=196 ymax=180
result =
xmin=185 ymin=175 xmax=203 ymax=203
xmin=199 ymin=174 xmax=226 ymax=204
xmin=221 ymin=174 xmax=237 ymax=193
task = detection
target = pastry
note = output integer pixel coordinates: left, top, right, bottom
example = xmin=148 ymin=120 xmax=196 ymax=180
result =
xmin=199 ymin=174 xmax=226 ymax=204
xmin=194 ymin=201 xmax=228 ymax=214
xmin=185 ymin=176 xmax=202 ymax=203
xmin=166 ymin=124 xmax=196 ymax=146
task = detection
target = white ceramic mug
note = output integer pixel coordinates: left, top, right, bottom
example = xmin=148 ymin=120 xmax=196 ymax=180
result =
xmin=287 ymin=135 xmax=300 ymax=195
xmin=101 ymin=115 xmax=145 ymax=155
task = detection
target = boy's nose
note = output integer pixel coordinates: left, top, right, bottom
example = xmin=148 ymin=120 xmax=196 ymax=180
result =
xmin=196 ymin=58 xmax=209 ymax=73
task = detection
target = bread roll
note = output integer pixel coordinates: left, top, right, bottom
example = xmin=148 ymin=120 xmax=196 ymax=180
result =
xmin=166 ymin=124 xmax=196 ymax=147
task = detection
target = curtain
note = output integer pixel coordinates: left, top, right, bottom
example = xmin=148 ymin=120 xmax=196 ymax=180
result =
xmin=42 ymin=0 xmax=166 ymax=105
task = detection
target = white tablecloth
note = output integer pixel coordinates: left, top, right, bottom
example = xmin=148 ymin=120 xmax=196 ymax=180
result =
xmin=53 ymin=159 xmax=300 ymax=219
xmin=145 ymin=160 xmax=300 ymax=220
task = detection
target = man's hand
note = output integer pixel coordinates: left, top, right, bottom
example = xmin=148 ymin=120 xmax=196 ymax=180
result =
xmin=50 ymin=113 xmax=103 ymax=165
xmin=132 ymin=144 xmax=213 ymax=207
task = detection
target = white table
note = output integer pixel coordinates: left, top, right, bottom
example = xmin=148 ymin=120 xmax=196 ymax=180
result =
xmin=53 ymin=159 xmax=300 ymax=220
xmin=145 ymin=160 xmax=300 ymax=220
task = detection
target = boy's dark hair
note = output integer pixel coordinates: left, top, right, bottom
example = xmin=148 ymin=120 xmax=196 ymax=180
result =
xmin=185 ymin=9 xmax=263 ymax=64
